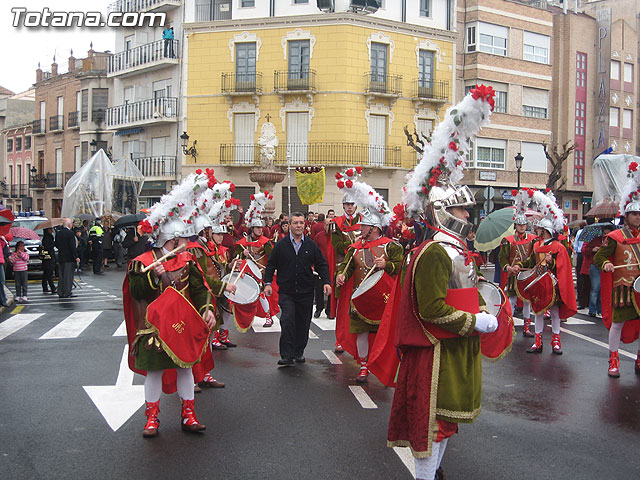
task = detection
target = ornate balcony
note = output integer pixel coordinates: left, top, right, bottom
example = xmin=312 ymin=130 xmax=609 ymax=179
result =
xmin=46 ymin=173 xmax=64 ymax=189
xmin=131 ymin=155 xmax=177 ymax=178
xmin=32 ymin=119 xmax=46 ymax=135
xmin=412 ymin=79 xmax=449 ymax=109
xmin=364 ymin=72 xmax=402 ymax=108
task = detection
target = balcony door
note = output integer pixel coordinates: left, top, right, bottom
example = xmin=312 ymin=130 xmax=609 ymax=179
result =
xmin=418 ymin=49 xmax=434 ymax=96
xmin=55 ymin=148 xmax=62 ymax=175
xmin=236 ymin=43 xmax=256 ymax=92
xmin=286 ymin=112 xmax=309 ymax=165
xmin=288 ymin=40 xmax=310 ymax=89
xmin=234 ymin=113 xmax=255 ymax=164
xmin=369 ymin=114 xmax=386 ymax=166
xmin=370 ymin=42 xmax=388 ymax=92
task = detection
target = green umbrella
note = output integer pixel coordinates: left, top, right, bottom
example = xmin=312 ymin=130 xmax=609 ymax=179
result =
xmin=474 ymin=207 xmax=515 ymax=252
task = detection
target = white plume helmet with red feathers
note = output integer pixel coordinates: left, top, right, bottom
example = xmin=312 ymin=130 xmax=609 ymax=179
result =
xmin=335 ymin=167 xmax=392 ymax=228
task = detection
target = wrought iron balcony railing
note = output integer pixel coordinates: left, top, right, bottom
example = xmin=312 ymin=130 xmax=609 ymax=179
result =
xmin=49 ymin=115 xmax=64 ymax=131
xmin=106 ymin=97 xmax=177 ymax=128
xmin=32 ymin=119 xmax=46 ymax=135
xmin=29 ymin=175 xmax=47 ymax=190
xmin=221 ymin=72 xmax=263 ymax=94
xmin=195 ymin=1 xmax=232 ymax=21
xmin=108 ymin=0 xmax=181 ymax=13
xmin=46 ymin=173 xmax=64 ymax=189
xmin=274 ymin=70 xmax=317 ymax=92
xmin=68 ymin=111 xmax=79 ymax=128
xmin=364 ymin=72 xmax=402 ymax=96
xmin=413 ymin=79 xmax=449 ymax=101
xmin=220 ymin=142 xmax=402 ymax=168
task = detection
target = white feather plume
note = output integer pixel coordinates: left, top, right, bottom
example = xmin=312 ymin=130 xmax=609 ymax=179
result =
xmin=531 ymin=189 xmax=566 ymax=233
xmin=335 ymin=168 xmax=392 ymax=226
xmin=403 ymin=87 xmax=495 ymax=218
xmin=245 ymin=192 xmax=269 ymax=224
xmin=619 ymin=164 xmax=640 ymax=214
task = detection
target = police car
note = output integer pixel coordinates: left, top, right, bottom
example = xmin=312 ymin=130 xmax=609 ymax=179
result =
xmin=7 ymin=211 xmax=48 ymax=275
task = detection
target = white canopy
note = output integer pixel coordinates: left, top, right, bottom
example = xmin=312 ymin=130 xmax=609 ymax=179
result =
xmin=592 ymin=154 xmax=640 ymax=205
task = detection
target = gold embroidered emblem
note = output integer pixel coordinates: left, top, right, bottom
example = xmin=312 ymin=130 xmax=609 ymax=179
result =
xmin=172 ymin=321 xmax=185 ymax=334
xmin=383 ymin=292 xmax=390 ymax=304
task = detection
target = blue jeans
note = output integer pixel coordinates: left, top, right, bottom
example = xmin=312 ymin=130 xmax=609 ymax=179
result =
xmin=589 ymin=263 xmax=601 ymax=315
xmin=0 ymin=263 xmax=6 ymax=306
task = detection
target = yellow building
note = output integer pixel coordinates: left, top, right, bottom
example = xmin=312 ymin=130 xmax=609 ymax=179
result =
xmin=183 ymin=10 xmax=456 ymax=212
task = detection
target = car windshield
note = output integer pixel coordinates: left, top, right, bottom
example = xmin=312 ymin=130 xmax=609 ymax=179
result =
xmin=11 ymin=219 xmax=45 ymax=240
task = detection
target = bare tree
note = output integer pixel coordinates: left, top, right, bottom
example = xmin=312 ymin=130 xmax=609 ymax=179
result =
xmin=404 ymin=125 xmax=431 ymax=154
xmin=543 ymin=141 xmax=576 ymax=191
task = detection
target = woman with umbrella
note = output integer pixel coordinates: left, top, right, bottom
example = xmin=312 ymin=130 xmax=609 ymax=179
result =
xmin=579 ymin=222 xmax=616 ymax=317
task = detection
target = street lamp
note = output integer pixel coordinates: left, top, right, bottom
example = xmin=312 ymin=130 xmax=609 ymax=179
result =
xmin=180 ymin=131 xmax=198 ymax=160
xmin=515 ymin=152 xmax=524 ymax=189
xmin=90 ymin=139 xmax=97 ymax=155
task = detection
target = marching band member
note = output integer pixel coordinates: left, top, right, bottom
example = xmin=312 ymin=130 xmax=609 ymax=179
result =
xmin=124 ymin=173 xmax=236 ymax=437
xmin=232 ymin=192 xmax=277 ymax=328
xmin=334 ymin=169 xmax=404 ymax=383
xmin=513 ymin=189 xmax=577 ymax=354
xmin=499 ymin=190 xmax=536 ymax=337
xmin=594 ymin=161 xmax=640 ymax=377
xmin=327 ymin=178 xmax=362 ymax=351
xmin=387 ymin=86 xmax=506 ymax=480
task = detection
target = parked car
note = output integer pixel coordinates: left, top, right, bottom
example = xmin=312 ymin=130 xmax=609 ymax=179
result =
xmin=6 ymin=213 xmax=48 ymax=277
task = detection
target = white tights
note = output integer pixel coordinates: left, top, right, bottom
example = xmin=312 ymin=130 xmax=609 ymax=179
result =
xmin=534 ymin=305 xmax=560 ymax=334
xmin=144 ymin=368 xmax=195 ymax=403
xmin=414 ymin=438 xmax=448 ymax=480
xmin=608 ymin=322 xmax=640 ymax=353
xmin=509 ymin=296 xmax=531 ymax=319
xmin=259 ymin=293 xmax=270 ymax=314
xmin=356 ymin=332 xmax=369 ymax=359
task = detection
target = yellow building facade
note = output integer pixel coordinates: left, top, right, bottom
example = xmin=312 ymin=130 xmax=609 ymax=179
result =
xmin=184 ymin=13 xmax=456 ymax=212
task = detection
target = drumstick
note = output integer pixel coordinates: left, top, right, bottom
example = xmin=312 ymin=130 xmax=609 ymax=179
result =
xmin=141 ymin=244 xmax=186 ymax=273
xmin=612 ymin=262 xmax=640 ymax=270
xmin=360 ymin=264 xmax=378 ymax=285
xmin=231 ymin=262 xmax=249 ymax=286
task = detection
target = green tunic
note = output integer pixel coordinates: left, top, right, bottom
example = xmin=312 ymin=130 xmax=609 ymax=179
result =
xmin=128 ymin=258 xmax=218 ymax=371
xmin=337 ymin=240 xmax=404 ymax=333
xmin=594 ymin=239 xmax=637 ymax=324
xmin=414 ymin=242 xmax=482 ymax=423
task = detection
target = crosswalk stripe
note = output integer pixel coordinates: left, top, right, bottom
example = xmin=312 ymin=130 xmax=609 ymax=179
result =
xmin=39 ymin=311 xmax=103 ymax=339
xmin=308 ymin=329 xmax=318 ymax=339
xmin=312 ymin=318 xmax=336 ymax=331
xmin=513 ymin=317 xmax=594 ymax=326
xmin=560 ymin=327 xmax=637 ymax=359
xmin=0 ymin=313 xmax=45 ymax=341
xmin=23 ymin=297 xmax=122 ymax=306
xmin=322 ymin=349 xmax=342 ymax=364
xmin=113 ymin=320 xmax=127 ymax=337
xmin=393 ymin=447 xmax=416 ymax=479
xmin=251 ymin=316 xmax=281 ymax=333
xmin=348 ymin=386 xmax=377 ymax=409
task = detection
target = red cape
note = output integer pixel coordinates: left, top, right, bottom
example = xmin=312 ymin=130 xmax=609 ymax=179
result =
xmin=335 ymin=275 xmax=375 ymax=360
xmin=499 ymin=233 xmax=535 ymax=291
xmin=122 ymin=250 xmax=213 ymax=394
xmin=327 ymin=214 xmax=361 ymax=319
xmin=535 ymin=240 xmax=577 ymax=319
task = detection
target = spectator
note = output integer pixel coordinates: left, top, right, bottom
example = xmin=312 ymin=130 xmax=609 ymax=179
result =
xmin=0 ymin=233 xmax=13 ymax=307
xmin=327 ymin=209 xmax=335 ymax=220
xmin=277 ymin=221 xmax=289 ymax=241
xmin=264 ymin=212 xmax=331 ymax=366
xmin=80 ymin=220 xmax=90 ymax=266
xmin=163 ymin=24 xmax=175 ymax=57
xmin=311 ymin=213 xmax=330 ymax=318
xmin=102 ymin=226 xmax=113 ymax=269
xmin=583 ymin=224 xmax=615 ymax=317
xmin=88 ymin=219 xmax=105 ymax=275
xmin=56 ymin=218 xmax=79 ymax=298
xmin=112 ymin=228 xmax=125 ymax=267
xmin=10 ymin=241 xmax=29 ymax=303
xmin=123 ymin=226 xmax=149 ymax=261
xmin=40 ymin=228 xmax=57 ymax=294
xmin=74 ymin=228 xmax=88 ymax=272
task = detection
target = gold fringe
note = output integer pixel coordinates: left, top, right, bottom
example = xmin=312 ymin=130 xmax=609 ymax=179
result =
xmin=436 ymin=405 xmax=482 ymax=421
xmin=530 ymin=285 xmax=557 ymax=315
xmin=231 ymin=304 xmax=253 ymax=333
xmin=482 ymin=316 xmax=516 ymax=363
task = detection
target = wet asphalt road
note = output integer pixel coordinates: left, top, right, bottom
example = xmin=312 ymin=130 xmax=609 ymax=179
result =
xmin=0 ymin=267 xmax=639 ymax=480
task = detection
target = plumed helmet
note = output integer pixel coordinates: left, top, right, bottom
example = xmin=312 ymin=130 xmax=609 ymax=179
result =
xmin=359 ymin=207 xmax=383 ymax=229
xmin=248 ymin=217 xmax=265 ymax=228
xmin=211 ymin=224 xmax=228 ymax=234
xmin=193 ymin=214 xmax=213 ymax=234
xmin=538 ymin=218 xmax=555 ymax=235
xmin=342 ymin=192 xmax=356 ymax=205
xmin=624 ymin=201 xmax=640 ymax=214
xmin=513 ymin=213 xmax=528 ymax=225
xmin=156 ymin=218 xmax=195 ymax=246
xmin=427 ymin=184 xmax=475 ymax=239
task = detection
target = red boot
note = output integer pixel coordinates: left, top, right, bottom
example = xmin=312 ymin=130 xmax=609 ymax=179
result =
xmin=334 ymin=342 xmax=344 ymax=353
xmin=181 ymin=399 xmax=206 ymax=433
xmin=356 ymin=357 xmax=369 ymax=383
xmin=527 ymin=333 xmax=543 ymax=353
xmin=523 ymin=318 xmax=534 ymax=338
xmin=263 ymin=312 xmax=274 ymax=328
xmin=219 ymin=328 xmax=237 ymax=347
xmin=608 ymin=351 xmax=620 ymax=378
xmin=635 ymin=354 xmax=640 ymax=375
xmin=551 ymin=333 xmax=563 ymax=355
xmin=143 ymin=401 xmax=160 ymax=437
xmin=210 ymin=330 xmax=227 ymax=350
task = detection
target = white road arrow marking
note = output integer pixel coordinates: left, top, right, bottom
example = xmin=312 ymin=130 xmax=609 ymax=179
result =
xmin=113 ymin=320 xmax=127 ymax=337
xmin=83 ymin=345 xmax=145 ymax=432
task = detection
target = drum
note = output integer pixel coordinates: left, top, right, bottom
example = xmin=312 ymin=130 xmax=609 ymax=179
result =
xmin=632 ymin=277 xmax=640 ymax=316
xmin=222 ymin=272 xmax=260 ymax=305
xmin=517 ymin=270 xmax=557 ymax=315
xmin=351 ymin=270 xmax=395 ymax=322
xmin=245 ymin=258 xmax=263 ymax=280
xmin=477 ymin=281 xmax=506 ymax=317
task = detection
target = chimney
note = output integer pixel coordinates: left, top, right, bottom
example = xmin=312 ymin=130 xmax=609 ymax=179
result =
xmin=51 ymin=61 xmax=58 ymax=76
xmin=36 ymin=62 xmax=42 ymax=83
xmin=68 ymin=49 xmax=75 ymax=72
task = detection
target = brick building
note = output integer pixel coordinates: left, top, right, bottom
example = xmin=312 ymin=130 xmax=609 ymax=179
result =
xmin=3 ymin=123 xmax=33 ymax=212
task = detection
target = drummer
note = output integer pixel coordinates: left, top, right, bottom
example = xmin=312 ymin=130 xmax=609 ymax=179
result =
xmin=499 ymin=194 xmax=536 ymax=337
xmin=512 ymin=190 xmax=577 ymax=354
xmin=334 ymin=171 xmax=403 ymax=383
xmin=124 ymin=173 xmax=236 ymax=437
xmin=233 ymin=192 xmax=276 ymax=327
xmin=327 ymin=187 xmax=363 ymax=351
xmin=593 ymin=166 xmax=640 ymax=377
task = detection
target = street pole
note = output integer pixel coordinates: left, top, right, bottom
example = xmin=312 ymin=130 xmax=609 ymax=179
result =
xmin=286 ymin=149 xmax=291 ymax=218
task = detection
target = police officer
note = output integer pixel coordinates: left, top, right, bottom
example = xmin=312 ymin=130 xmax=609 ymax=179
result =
xmin=88 ymin=218 xmax=105 ymax=275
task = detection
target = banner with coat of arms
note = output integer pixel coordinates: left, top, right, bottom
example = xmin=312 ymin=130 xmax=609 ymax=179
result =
xmin=295 ymin=167 xmax=325 ymax=205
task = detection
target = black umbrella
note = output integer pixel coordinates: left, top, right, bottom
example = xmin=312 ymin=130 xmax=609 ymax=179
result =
xmin=114 ymin=213 xmax=147 ymax=229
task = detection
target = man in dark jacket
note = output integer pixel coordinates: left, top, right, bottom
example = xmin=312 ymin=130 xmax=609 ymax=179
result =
xmin=264 ymin=212 xmax=331 ymax=366
xmin=122 ymin=227 xmax=149 ymax=261
xmin=55 ymin=218 xmax=79 ymax=298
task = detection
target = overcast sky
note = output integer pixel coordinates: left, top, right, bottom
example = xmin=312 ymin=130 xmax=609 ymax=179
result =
xmin=1 ymin=0 xmax=115 ymax=94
